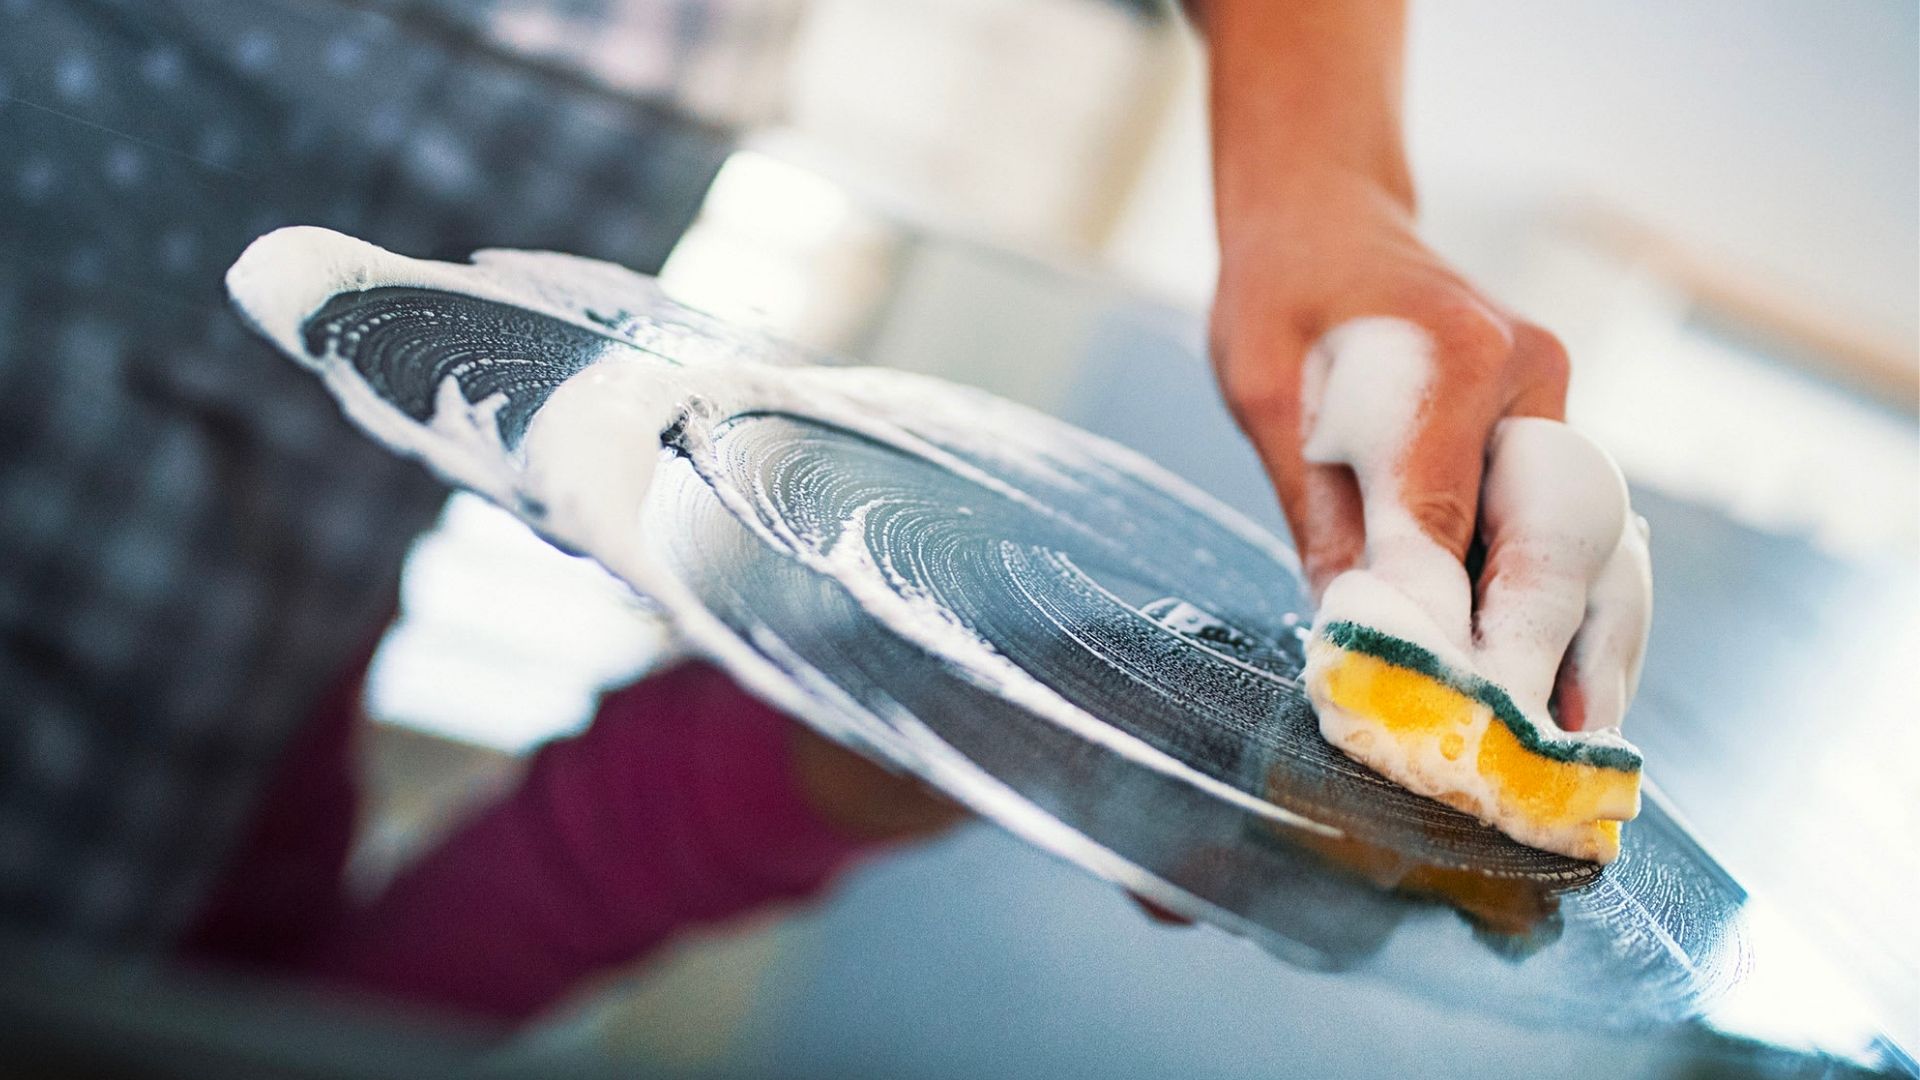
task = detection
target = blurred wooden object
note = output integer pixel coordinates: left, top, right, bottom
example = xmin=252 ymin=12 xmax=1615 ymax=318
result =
xmin=1571 ymin=205 xmax=1919 ymax=411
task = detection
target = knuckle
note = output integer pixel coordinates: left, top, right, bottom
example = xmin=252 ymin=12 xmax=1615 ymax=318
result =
xmin=1520 ymin=324 xmax=1572 ymax=392
xmin=1217 ymin=360 xmax=1297 ymax=426
xmin=1403 ymin=487 xmax=1478 ymax=553
xmin=1419 ymin=297 xmax=1512 ymax=376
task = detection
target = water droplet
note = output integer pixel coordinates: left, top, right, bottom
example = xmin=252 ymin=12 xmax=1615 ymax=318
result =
xmin=140 ymin=46 xmax=183 ymax=87
xmin=16 ymin=155 xmax=55 ymax=202
xmin=194 ymin=126 xmax=239 ymax=168
xmin=54 ymin=51 xmax=95 ymax=101
xmin=365 ymin=104 xmax=407 ymax=148
xmin=64 ymin=245 xmax=104 ymax=286
xmin=159 ymin=227 xmax=198 ymax=274
xmin=324 ymin=36 xmax=366 ymax=75
xmin=104 ymin=144 xmax=143 ymax=187
xmin=234 ymin=28 xmax=275 ymax=72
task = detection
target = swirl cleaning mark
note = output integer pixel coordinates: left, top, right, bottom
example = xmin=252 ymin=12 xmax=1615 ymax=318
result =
xmin=226 ymin=228 xmax=1761 ymax=1035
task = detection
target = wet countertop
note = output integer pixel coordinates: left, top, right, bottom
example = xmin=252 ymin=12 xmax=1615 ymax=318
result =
xmin=4 ymin=267 xmax=1911 ymax=1080
xmin=1 ymin=1 xmax=1911 ymax=1075
xmin=620 ymin=297 xmax=1913 ymax=1080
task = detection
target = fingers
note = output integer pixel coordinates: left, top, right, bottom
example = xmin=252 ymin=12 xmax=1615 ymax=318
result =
xmin=1281 ymin=313 xmax=1643 ymax=733
xmin=1501 ymin=322 xmax=1572 ymax=422
xmin=1295 ymin=465 xmax=1367 ymax=599
xmin=1390 ymin=317 xmax=1567 ymax=578
xmin=1550 ymin=516 xmax=1653 ymax=731
xmin=1466 ymin=327 xmax=1652 ymax=733
xmin=1220 ymin=293 xmax=1606 ymax=710
xmin=1300 ymin=317 xmax=1483 ymax=644
xmin=1472 ymin=419 xmax=1632 ymax=721
xmin=1216 ymin=255 xmax=1641 ymax=733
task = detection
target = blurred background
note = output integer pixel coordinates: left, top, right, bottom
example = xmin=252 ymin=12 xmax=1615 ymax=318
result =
xmin=1 ymin=0 xmax=1914 ymax=1076
xmin=361 ymin=0 xmax=1917 ymax=1074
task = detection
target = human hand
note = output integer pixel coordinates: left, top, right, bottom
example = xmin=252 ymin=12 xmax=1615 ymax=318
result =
xmin=1190 ymin=1 xmax=1649 ymax=739
xmin=1208 ymin=166 xmax=1571 ymax=599
xmin=1210 ymin=170 xmax=1651 ymax=735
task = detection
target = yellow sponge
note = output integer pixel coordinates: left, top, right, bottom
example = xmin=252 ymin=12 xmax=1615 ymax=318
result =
xmin=1305 ymin=621 xmax=1641 ymax=863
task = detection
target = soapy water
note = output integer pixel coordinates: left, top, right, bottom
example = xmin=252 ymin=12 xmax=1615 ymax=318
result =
xmin=231 ymin=228 xmax=1760 ymax=1030
xmin=646 ymin=409 xmax=1750 ymax=1015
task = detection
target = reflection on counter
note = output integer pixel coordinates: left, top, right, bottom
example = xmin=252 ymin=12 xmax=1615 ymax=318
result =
xmin=0 ymin=0 xmax=1913 ymax=1077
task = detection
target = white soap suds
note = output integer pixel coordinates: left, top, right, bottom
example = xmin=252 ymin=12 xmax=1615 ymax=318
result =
xmin=1475 ymin=417 xmax=1641 ymax=725
xmin=1303 ymin=319 xmax=1474 ymax=648
xmin=1300 ymin=316 xmax=1653 ymax=743
xmin=224 ymin=225 xmax=1336 ymax=842
xmin=226 ymin=229 xmax=1649 ymax=862
xmin=1562 ymin=515 xmax=1653 ymax=733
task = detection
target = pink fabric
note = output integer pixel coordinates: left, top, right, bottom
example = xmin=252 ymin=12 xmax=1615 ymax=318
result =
xmin=179 ymin=634 xmax=368 ymax=967
xmin=187 ymin=660 xmax=877 ymax=1022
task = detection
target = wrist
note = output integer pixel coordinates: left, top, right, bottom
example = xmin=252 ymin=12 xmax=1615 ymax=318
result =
xmin=1213 ymin=163 xmax=1417 ymax=273
xmin=1221 ymin=156 xmax=1414 ymax=222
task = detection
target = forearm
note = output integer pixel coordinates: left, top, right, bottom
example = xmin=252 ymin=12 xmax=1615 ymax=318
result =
xmin=1185 ymin=0 xmax=1413 ymax=221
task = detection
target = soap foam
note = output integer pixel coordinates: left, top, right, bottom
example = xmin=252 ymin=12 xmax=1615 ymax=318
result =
xmin=225 ymin=225 xmax=1338 ymax=842
xmin=1299 ymin=317 xmax=1651 ymax=860
xmin=1303 ymin=318 xmax=1474 ymax=646
xmin=1299 ymin=317 xmax=1651 ymax=736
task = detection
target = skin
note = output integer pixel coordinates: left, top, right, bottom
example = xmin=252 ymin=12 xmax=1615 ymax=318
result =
xmin=1194 ymin=0 xmax=1571 ymax=598
xmin=794 ymin=0 xmax=1575 ymax=864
